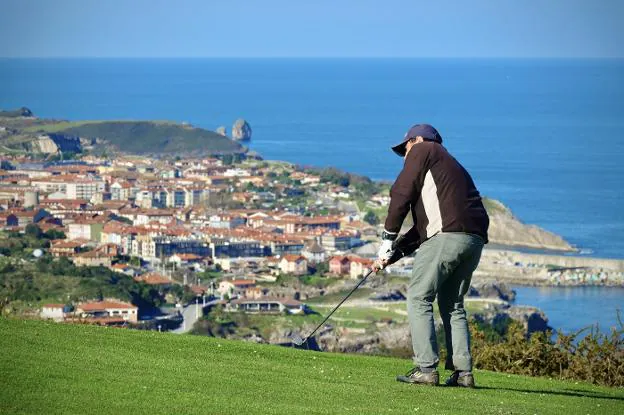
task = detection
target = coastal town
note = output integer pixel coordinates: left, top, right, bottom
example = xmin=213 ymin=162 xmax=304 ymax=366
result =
xmin=1 ymin=115 xmax=624 ymax=349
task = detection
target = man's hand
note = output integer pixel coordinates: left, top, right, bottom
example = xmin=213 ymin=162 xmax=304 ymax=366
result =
xmin=372 ymin=259 xmax=388 ymax=273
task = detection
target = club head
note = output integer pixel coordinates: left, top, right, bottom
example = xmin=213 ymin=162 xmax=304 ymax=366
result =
xmin=290 ymin=333 xmax=305 ymax=346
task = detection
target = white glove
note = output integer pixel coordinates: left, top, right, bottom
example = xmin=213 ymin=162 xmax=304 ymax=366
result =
xmin=377 ymin=239 xmax=394 ymax=262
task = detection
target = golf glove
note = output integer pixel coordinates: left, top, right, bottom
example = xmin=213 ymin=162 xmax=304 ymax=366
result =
xmin=377 ymin=239 xmax=395 ymax=262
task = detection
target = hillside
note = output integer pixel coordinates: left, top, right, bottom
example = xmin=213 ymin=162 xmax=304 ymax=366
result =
xmin=1 ymin=319 xmax=622 ymax=414
xmin=0 ymin=115 xmax=244 ymax=156
xmin=482 ymin=198 xmax=575 ymax=252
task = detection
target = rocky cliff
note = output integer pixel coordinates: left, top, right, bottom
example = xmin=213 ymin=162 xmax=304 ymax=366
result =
xmin=484 ymin=198 xmax=575 ymax=252
xmin=232 ymin=119 xmax=252 ymax=141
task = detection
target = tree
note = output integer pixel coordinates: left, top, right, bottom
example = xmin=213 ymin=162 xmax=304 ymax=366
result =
xmin=364 ymin=211 xmax=379 ymax=226
xmin=222 ymin=154 xmax=233 ymax=165
xmin=44 ymin=229 xmax=66 ymax=240
xmin=25 ymin=224 xmax=43 ymax=239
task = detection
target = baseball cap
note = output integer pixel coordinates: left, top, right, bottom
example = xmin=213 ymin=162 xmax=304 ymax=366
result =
xmin=391 ymin=124 xmax=443 ymax=157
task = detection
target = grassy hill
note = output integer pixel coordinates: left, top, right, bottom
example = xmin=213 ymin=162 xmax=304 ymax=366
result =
xmin=35 ymin=120 xmax=243 ymax=155
xmin=0 ymin=117 xmax=244 ymax=156
xmin=1 ymin=319 xmax=622 ymax=414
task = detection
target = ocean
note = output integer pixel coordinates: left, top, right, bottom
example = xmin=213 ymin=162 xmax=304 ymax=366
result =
xmin=1 ymin=58 xmax=623 ymax=333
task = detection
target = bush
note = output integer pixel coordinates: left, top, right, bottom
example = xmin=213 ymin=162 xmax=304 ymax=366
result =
xmin=470 ymin=317 xmax=624 ymax=387
xmin=363 ymin=211 xmax=379 ymax=225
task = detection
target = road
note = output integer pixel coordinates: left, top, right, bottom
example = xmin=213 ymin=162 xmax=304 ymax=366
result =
xmin=171 ymin=298 xmax=220 ymax=334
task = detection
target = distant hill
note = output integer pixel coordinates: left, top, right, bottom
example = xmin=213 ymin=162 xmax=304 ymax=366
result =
xmin=1 ymin=116 xmax=245 ymax=156
xmin=54 ymin=121 xmax=244 ymax=155
xmin=0 ymin=107 xmax=33 ymax=118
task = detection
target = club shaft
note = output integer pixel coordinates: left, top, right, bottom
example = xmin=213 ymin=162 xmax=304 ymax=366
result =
xmin=304 ymin=269 xmax=375 ymax=342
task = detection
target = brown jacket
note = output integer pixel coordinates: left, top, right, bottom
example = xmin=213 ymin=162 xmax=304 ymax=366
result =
xmin=384 ymin=141 xmax=489 ymax=246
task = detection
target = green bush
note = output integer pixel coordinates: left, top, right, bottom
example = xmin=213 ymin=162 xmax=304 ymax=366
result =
xmin=470 ymin=317 xmax=624 ymax=387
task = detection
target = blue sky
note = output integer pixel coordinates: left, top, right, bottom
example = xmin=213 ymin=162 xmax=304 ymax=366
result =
xmin=0 ymin=0 xmax=622 ymax=58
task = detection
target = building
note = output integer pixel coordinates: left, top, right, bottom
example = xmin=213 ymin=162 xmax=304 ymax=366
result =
xmin=0 ymin=208 xmax=50 ymax=228
xmin=208 ymin=214 xmax=246 ymax=229
xmin=301 ymin=241 xmax=326 ymax=263
xmin=67 ymin=216 xmax=108 ymax=241
xmin=328 ymin=255 xmax=373 ymax=278
xmin=279 ymin=255 xmax=308 ymax=275
xmin=66 ymin=178 xmax=106 ymax=200
xmin=210 ymin=240 xmax=270 ymax=259
xmin=329 ymin=256 xmax=351 ymax=276
xmin=218 ymin=279 xmax=256 ymax=298
xmin=349 ymin=256 xmax=374 ymax=279
xmin=282 ymin=216 xmax=341 ymax=234
xmin=149 ymin=236 xmax=212 ymax=260
xmin=76 ymin=299 xmax=138 ymax=323
xmin=40 ymin=304 xmax=66 ymax=321
xmin=227 ymin=297 xmax=305 ymax=314
xmin=321 ymin=231 xmax=356 ymax=253
xmin=110 ymin=181 xmax=133 ymax=201
xmin=49 ymin=239 xmax=85 ymax=257
xmin=72 ymin=249 xmax=114 ymax=267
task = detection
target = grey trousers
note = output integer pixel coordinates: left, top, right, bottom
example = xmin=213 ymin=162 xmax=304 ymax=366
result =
xmin=407 ymin=232 xmax=484 ymax=372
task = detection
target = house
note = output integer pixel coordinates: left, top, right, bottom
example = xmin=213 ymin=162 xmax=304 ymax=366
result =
xmin=67 ymin=215 xmax=108 ymax=241
xmin=72 ymin=249 xmax=113 ymax=267
xmin=168 ymin=253 xmax=205 ymax=266
xmin=227 ymin=297 xmax=305 ymax=314
xmin=328 ymin=255 xmax=373 ymax=278
xmin=109 ymin=263 xmax=137 ymax=277
xmin=329 ymin=256 xmax=351 ymax=275
xmin=279 ymin=255 xmax=308 ymax=275
xmin=218 ymin=279 xmax=256 ymax=298
xmin=3 ymin=208 xmax=50 ymax=227
xmin=110 ymin=181 xmax=133 ymax=201
xmin=301 ymin=240 xmax=326 ymax=263
xmin=49 ymin=239 xmax=85 ymax=257
xmin=244 ymin=286 xmax=268 ymax=299
xmin=349 ymin=256 xmax=374 ymax=279
xmin=41 ymin=304 xmax=66 ymax=321
xmin=76 ymin=299 xmax=138 ymax=323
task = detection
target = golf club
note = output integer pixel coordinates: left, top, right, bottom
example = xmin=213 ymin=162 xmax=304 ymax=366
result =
xmin=291 ymin=268 xmax=376 ymax=346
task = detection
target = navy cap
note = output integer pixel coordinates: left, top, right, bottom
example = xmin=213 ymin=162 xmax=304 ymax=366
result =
xmin=391 ymin=124 xmax=443 ymax=156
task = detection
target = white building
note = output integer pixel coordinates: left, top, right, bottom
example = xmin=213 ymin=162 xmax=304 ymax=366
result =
xmin=41 ymin=304 xmax=65 ymax=321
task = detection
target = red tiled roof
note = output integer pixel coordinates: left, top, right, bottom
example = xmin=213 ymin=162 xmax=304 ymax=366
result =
xmin=78 ymin=300 xmax=137 ymax=311
xmin=134 ymin=273 xmax=173 ymax=285
xmin=281 ymin=255 xmax=306 ymax=263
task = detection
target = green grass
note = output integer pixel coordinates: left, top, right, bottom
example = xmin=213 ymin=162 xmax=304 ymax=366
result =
xmin=307 ymin=288 xmax=375 ymax=305
xmin=2 ymin=319 xmax=623 ymax=414
xmin=21 ymin=120 xmax=101 ymax=133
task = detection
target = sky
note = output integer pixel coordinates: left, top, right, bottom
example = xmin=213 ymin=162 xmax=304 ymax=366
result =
xmin=0 ymin=0 xmax=623 ymax=58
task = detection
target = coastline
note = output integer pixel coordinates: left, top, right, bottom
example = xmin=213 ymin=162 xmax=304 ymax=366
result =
xmin=475 ymin=248 xmax=624 ymax=287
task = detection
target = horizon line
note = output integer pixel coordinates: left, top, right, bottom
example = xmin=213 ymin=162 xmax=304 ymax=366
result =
xmin=1 ymin=56 xmax=624 ymax=60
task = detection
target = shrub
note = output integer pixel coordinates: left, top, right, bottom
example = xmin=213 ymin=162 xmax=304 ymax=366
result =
xmin=470 ymin=316 xmax=624 ymax=387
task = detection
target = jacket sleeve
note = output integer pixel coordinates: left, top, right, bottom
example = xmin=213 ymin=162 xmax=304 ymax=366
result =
xmin=383 ymin=150 xmax=425 ymax=234
xmin=386 ymin=226 xmax=420 ymax=265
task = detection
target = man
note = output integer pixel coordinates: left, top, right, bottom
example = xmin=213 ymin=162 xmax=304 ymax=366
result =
xmin=374 ymin=123 xmax=489 ymax=388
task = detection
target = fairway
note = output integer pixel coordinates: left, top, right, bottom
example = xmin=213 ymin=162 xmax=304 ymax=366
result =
xmin=1 ymin=319 xmax=622 ymax=414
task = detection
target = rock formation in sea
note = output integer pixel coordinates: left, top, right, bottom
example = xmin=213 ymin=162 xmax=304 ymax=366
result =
xmin=216 ymin=126 xmax=227 ymax=136
xmin=232 ymin=119 xmax=252 ymax=141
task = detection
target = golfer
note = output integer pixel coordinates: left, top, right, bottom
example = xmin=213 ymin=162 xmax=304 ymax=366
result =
xmin=374 ymin=124 xmax=489 ymax=388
